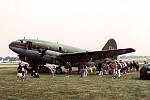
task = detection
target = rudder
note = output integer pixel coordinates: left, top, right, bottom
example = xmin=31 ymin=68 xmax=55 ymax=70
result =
xmin=102 ymin=38 xmax=117 ymax=60
xmin=102 ymin=38 xmax=117 ymax=50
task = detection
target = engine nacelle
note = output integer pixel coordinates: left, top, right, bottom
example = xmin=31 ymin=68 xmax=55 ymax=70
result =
xmin=42 ymin=55 xmax=62 ymax=65
xmin=40 ymin=50 xmax=62 ymax=65
xmin=19 ymin=49 xmax=63 ymax=65
xmin=45 ymin=50 xmax=62 ymax=56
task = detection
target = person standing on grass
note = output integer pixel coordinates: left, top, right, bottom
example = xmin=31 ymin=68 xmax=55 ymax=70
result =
xmin=132 ymin=61 xmax=137 ymax=72
xmin=135 ymin=61 xmax=139 ymax=72
xmin=31 ymin=70 xmax=35 ymax=77
xmin=129 ymin=61 xmax=133 ymax=72
xmin=65 ymin=62 xmax=70 ymax=77
xmin=126 ymin=61 xmax=130 ymax=73
xmin=17 ymin=63 xmax=22 ymax=80
xmin=21 ymin=65 xmax=25 ymax=81
xmin=68 ymin=62 xmax=72 ymax=76
xmin=23 ymin=64 xmax=28 ymax=75
xmin=97 ymin=63 xmax=103 ymax=75
xmin=50 ymin=64 xmax=56 ymax=77
xmin=80 ymin=64 xmax=85 ymax=77
xmin=118 ymin=60 xmax=124 ymax=77
xmin=17 ymin=62 xmax=26 ymax=81
xmin=84 ymin=65 xmax=88 ymax=77
xmin=109 ymin=61 xmax=116 ymax=78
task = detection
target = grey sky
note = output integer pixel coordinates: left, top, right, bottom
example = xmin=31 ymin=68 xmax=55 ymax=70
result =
xmin=0 ymin=0 xmax=150 ymax=57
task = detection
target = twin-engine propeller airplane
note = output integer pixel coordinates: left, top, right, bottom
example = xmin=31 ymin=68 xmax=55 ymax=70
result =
xmin=9 ymin=38 xmax=135 ymax=74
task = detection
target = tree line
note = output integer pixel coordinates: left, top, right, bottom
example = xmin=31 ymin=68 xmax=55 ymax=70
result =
xmin=0 ymin=56 xmax=17 ymax=61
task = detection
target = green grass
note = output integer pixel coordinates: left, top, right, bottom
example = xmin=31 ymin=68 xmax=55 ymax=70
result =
xmin=0 ymin=65 xmax=150 ymax=100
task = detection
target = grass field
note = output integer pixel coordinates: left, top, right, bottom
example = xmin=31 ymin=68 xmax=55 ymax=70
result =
xmin=0 ymin=64 xmax=150 ymax=100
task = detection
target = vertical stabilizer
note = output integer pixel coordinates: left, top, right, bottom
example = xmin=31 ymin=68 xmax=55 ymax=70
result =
xmin=102 ymin=38 xmax=117 ymax=60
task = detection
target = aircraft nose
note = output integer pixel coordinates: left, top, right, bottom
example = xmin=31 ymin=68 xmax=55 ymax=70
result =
xmin=9 ymin=41 xmax=16 ymax=51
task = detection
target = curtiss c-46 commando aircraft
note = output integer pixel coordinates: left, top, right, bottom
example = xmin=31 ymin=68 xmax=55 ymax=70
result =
xmin=9 ymin=38 xmax=135 ymax=74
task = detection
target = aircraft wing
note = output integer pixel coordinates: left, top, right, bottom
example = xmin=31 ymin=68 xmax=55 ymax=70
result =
xmin=60 ymin=48 xmax=135 ymax=63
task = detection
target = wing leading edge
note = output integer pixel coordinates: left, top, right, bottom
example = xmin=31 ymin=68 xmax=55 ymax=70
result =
xmin=60 ymin=48 xmax=135 ymax=63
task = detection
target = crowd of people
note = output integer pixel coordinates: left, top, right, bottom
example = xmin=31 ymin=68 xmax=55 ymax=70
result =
xmin=16 ymin=60 xmax=142 ymax=80
xmin=95 ymin=60 xmax=140 ymax=78
xmin=63 ymin=60 xmax=140 ymax=78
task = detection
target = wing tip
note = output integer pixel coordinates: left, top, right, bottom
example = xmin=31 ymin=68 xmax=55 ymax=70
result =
xmin=127 ymin=48 xmax=136 ymax=52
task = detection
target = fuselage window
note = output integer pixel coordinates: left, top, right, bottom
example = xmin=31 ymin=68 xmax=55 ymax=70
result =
xmin=20 ymin=40 xmax=23 ymax=43
xmin=59 ymin=47 xmax=62 ymax=52
xmin=27 ymin=42 xmax=32 ymax=50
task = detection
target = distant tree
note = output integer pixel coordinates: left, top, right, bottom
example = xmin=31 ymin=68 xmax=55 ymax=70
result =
xmin=0 ymin=57 xmax=3 ymax=61
xmin=3 ymin=56 xmax=16 ymax=61
xmin=9 ymin=57 xmax=17 ymax=61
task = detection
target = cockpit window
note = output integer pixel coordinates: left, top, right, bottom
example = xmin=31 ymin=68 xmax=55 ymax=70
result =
xmin=20 ymin=40 xmax=23 ymax=43
xmin=18 ymin=40 xmax=26 ymax=44
xmin=15 ymin=40 xmax=27 ymax=49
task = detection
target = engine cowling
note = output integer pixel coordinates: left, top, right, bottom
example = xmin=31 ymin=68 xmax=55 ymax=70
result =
xmin=45 ymin=50 xmax=62 ymax=56
xmin=41 ymin=50 xmax=62 ymax=65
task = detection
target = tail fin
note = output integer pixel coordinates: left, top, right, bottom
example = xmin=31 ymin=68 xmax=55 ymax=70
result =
xmin=102 ymin=38 xmax=117 ymax=60
xmin=102 ymin=38 xmax=117 ymax=50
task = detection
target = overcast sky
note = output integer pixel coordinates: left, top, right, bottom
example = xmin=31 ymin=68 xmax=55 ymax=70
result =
xmin=0 ymin=0 xmax=150 ymax=57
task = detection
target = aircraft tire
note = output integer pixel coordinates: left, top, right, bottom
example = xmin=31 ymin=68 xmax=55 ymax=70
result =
xmin=56 ymin=67 xmax=62 ymax=74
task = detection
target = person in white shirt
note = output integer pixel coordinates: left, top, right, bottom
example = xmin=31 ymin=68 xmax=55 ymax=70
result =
xmin=21 ymin=66 xmax=26 ymax=81
xmin=50 ymin=64 xmax=56 ymax=77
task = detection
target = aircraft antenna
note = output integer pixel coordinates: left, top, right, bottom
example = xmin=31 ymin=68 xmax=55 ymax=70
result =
xmin=37 ymin=36 xmax=38 ymax=40
xmin=57 ymin=41 xmax=60 ymax=44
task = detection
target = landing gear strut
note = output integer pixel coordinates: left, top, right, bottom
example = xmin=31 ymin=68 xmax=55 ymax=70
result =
xmin=30 ymin=63 xmax=40 ymax=78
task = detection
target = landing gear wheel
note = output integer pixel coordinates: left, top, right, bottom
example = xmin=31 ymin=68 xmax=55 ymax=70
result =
xmin=56 ymin=67 xmax=62 ymax=74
